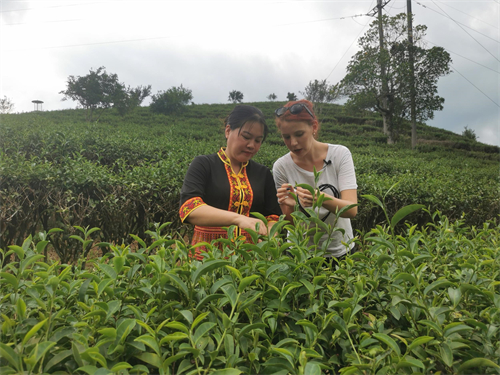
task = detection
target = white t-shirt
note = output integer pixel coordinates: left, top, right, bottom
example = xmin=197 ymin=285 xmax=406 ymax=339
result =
xmin=272 ymin=144 xmax=357 ymax=257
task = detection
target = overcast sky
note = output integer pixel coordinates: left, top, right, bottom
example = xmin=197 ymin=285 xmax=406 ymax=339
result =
xmin=1 ymin=0 xmax=499 ymax=146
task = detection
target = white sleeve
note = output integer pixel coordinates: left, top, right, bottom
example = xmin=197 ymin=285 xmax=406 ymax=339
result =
xmin=337 ymin=147 xmax=357 ymax=191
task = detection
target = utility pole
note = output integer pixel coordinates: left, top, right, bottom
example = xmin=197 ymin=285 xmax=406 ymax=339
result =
xmin=407 ymin=0 xmax=417 ymax=149
xmin=371 ymin=0 xmax=393 ymax=143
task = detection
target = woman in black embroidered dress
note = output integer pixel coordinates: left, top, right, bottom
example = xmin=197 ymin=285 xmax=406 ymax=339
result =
xmin=179 ymin=105 xmax=281 ymax=260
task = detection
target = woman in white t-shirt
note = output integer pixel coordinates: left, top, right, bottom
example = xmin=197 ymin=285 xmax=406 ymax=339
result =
xmin=272 ymin=99 xmax=358 ymax=259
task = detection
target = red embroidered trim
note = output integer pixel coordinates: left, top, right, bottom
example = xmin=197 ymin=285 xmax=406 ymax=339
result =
xmin=217 ymin=148 xmax=254 ymax=217
xmin=266 ymin=215 xmax=280 ymax=222
xmin=179 ymin=197 xmax=206 ymax=223
xmin=190 ymin=225 xmax=253 ymax=260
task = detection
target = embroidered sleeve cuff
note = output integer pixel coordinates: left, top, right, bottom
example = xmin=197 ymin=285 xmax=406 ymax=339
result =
xmin=266 ymin=214 xmax=280 ymax=223
xmin=179 ymin=197 xmax=207 ymax=223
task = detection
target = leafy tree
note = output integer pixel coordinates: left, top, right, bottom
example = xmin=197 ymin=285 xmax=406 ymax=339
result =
xmin=300 ymin=79 xmax=339 ymax=103
xmin=0 ymin=96 xmax=14 ymax=114
xmin=267 ymin=93 xmax=277 ymax=101
xmin=462 ymin=126 xmax=477 ymax=141
xmin=300 ymin=79 xmax=339 ymax=115
xmin=149 ymin=85 xmax=193 ymax=115
xmin=228 ymin=90 xmax=244 ymax=104
xmin=60 ymin=66 xmax=150 ymax=121
xmin=339 ymin=13 xmax=452 ymax=144
xmin=115 ymin=85 xmax=151 ymax=116
xmin=286 ymin=92 xmax=298 ymax=101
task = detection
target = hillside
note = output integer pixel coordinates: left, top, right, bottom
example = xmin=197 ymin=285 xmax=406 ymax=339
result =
xmin=1 ymin=102 xmax=499 ymax=251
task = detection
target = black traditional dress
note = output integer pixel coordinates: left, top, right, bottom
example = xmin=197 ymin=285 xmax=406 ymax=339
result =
xmin=179 ymin=148 xmax=281 ymax=259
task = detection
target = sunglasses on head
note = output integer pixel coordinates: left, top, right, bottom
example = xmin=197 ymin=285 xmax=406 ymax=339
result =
xmin=275 ymin=103 xmax=314 ymax=118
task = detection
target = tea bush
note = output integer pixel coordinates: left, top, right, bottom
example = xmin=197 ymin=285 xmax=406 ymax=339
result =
xmin=1 ymin=104 xmax=499 ymax=263
xmin=1 ymin=206 xmax=499 ymax=374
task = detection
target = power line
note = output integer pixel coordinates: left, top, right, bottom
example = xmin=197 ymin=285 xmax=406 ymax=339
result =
xmin=0 ymin=2 xmax=100 ymax=13
xmin=433 ymin=0 xmax=498 ymax=29
xmin=324 ymin=1 xmax=375 ymax=80
xmin=424 ymin=38 xmax=500 ymax=75
xmin=3 ymin=19 xmax=82 ymax=26
xmin=415 ymin=1 xmax=499 ymax=44
xmin=450 ymin=64 xmax=499 ymax=108
xmin=3 ymin=11 xmax=372 ymax=52
xmin=430 ymin=0 xmax=499 ymax=63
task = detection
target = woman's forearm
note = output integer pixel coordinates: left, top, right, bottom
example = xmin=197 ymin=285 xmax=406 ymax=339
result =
xmin=185 ymin=205 xmax=242 ymax=227
xmin=321 ymin=189 xmax=358 ymax=218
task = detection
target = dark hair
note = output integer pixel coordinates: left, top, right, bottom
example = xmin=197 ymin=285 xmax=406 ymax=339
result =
xmin=224 ymin=105 xmax=269 ymax=141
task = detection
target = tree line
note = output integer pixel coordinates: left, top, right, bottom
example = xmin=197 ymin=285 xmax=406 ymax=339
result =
xmin=4 ymin=13 xmax=453 ymax=146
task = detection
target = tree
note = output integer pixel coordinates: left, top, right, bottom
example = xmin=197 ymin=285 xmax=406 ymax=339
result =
xmin=300 ymin=79 xmax=340 ymax=116
xmin=60 ymin=66 xmax=151 ymax=121
xmin=115 ymin=85 xmax=151 ymax=116
xmin=462 ymin=126 xmax=477 ymax=141
xmin=150 ymin=85 xmax=193 ymax=115
xmin=339 ymin=13 xmax=452 ymax=144
xmin=228 ymin=90 xmax=243 ymax=104
xmin=0 ymin=96 xmax=14 ymax=114
xmin=286 ymin=92 xmax=298 ymax=101
xmin=267 ymin=93 xmax=277 ymax=101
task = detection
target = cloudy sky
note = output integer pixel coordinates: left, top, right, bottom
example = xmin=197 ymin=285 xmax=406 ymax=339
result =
xmin=1 ymin=0 xmax=499 ymax=146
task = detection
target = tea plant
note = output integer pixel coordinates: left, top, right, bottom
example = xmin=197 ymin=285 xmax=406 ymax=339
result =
xmin=1 ymin=201 xmax=499 ymax=374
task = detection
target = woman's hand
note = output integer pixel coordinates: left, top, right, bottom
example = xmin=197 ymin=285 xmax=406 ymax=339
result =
xmin=234 ymin=215 xmax=268 ymax=236
xmin=295 ymin=186 xmax=317 ymax=208
xmin=277 ymin=183 xmax=296 ymax=207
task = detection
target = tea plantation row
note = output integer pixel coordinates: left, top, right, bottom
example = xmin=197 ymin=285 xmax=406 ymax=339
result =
xmin=0 ymin=210 xmax=499 ymax=374
xmin=1 ymin=103 xmax=498 ymax=262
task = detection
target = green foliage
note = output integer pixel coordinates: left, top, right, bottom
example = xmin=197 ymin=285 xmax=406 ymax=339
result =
xmin=340 ymin=13 xmax=452 ymax=142
xmin=150 ymin=85 xmax=193 ymax=115
xmin=300 ymin=79 xmax=339 ymax=104
xmin=287 ymin=92 xmax=298 ymax=101
xmin=267 ymin=93 xmax=277 ymax=101
xmin=228 ymin=90 xmax=244 ymax=104
xmin=59 ymin=66 xmax=151 ymax=121
xmin=462 ymin=126 xmax=477 ymax=142
xmin=0 ymin=103 xmax=498 ymax=261
xmin=0 ymin=207 xmax=499 ymax=374
xmin=0 ymin=95 xmax=14 ymax=114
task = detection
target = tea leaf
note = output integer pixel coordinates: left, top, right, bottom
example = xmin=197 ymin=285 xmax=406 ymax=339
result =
xmin=210 ymin=369 xmax=242 ymax=375
xmin=443 ymin=323 xmax=473 ymax=337
xmin=135 ymin=335 xmax=160 ymax=356
xmin=44 ymin=349 xmax=72 ymax=372
xmin=457 ymin=358 xmax=500 ymax=373
xmin=407 ymin=336 xmax=434 ymax=352
xmin=304 ymin=362 xmax=322 ymax=375
xmin=110 ymin=362 xmax=132 ymax=372
xmin=390 ymin=204 xmax=425 ymax=229
xmin=193 ymin=322 xmax=217 ymax=345
xmin=191 ymin=259 xmax=230 ymax=284
xmin=424 ymin=279 xmax=455 ymax=295
xmin=76 ymin=365 xmax=99 ymax=375
xmin=0 ymin=343 xmax=20 ymax=371
xmin=135 ymin=352 xmax=161 ymax=369
xmin=22 ymin=318 xmax=48 ymax=345
xmin=191 ymin=312 xmax=209 ymax=330
xmin=238 ymin=323 xmax=267 ymax=339
xmin=0 ymin=272 xmax=18 ymax=290
xmin=238 ymin=275 xmax=260 ymax=293
xmin=222 ymin=284 xmax=238 ymax=309
xmin=439 ymin=342 xmax=453 ymax=367
xmin=163 ymin=273 xmax=189 ymax=298
xmin=116 ymin=319 xmax=136 ymax=344
xmin=361 ymin=194 xmax=385 ymax=211
xmin=373 ymin=333 xmax=401 ymax=356
xmin=160 ymin=332 xmax=189 ymax=345
xmin=196 ymin=293 xmax=224 ymax=311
